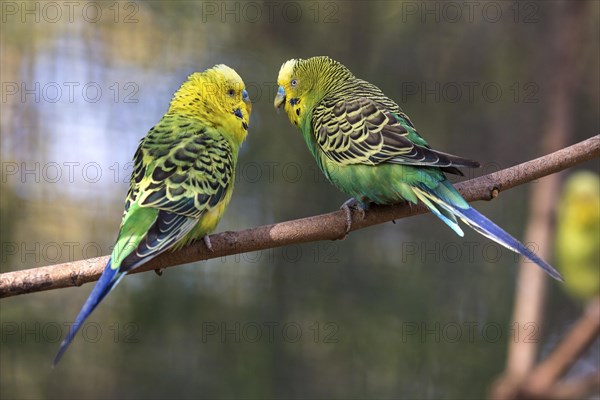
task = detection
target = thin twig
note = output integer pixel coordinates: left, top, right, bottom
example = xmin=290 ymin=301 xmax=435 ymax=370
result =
xmin=544 ymin=372 xmax=600 ymax=399
xmin=524 ymin=297 xmax=600 ymax=396
xmin=0 ymin=135 xmax=598 ymax=298
xmin=490 ymin=297 xmax=600 ymax=400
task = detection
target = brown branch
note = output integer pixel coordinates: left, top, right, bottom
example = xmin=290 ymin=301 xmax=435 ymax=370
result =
xmin=543 ymin=372 xmax=600 ymax=400
xmin=1 ymin=135 xmax=598 ymax=298
xmin=524 ymin=297 xmax=600 ymax=397
xmin=490 ymin=297 xmax=600 ymax=399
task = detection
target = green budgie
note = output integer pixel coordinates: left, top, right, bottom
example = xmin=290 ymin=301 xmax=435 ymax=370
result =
xmin=274 ymin=56 xmax=562 ymax=281
xmin=54 ymin=65 xmax=252 ymax=365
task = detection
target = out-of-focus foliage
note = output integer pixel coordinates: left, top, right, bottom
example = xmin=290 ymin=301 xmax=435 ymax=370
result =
xmin=1 ymin=1 xmax=598 ymax=399
xmin=556 ymin=171 xmax=600 ymax=300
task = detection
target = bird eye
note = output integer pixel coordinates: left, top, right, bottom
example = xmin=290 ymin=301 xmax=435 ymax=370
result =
xmin=291 ymin=79 xmax=298 ymax=87
xmin=227 ymin=89 xmax=235 ymax=97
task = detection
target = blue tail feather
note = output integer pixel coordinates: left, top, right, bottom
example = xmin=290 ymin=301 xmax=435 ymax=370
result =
xmin=420 ymin=183 xmax=564 ymax=281
xmin=53 ymin=258 xmax=124 ymax=366
xmin=452 ymin=206 xmax=563 ymax=281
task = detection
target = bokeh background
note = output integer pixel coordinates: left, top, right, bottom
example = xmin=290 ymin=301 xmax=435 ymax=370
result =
xmin=1 ymin=1 xmax=598 ymax=398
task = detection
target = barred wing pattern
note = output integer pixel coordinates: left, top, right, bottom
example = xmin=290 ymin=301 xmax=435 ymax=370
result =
xmin=119 ymin=116 xmax=233 ymax=271
xmin=312 ymin=80 xmax=479 ymax=172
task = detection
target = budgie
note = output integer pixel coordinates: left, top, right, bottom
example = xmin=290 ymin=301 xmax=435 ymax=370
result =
xmin=556 ymin=171 xmax=599 ymax=300
xmin=54 ymin=65 xmax=252 ymax=365
xmin=274 ymin=56 xmax=562 ymax=281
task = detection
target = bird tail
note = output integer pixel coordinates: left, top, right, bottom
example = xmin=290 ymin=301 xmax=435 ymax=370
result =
xmin=412 ymin=181 xmax=564 ymax=282
xmin=53 ymin=258 xmax=125 ymax=366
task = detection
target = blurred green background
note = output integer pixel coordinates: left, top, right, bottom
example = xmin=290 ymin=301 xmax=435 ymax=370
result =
xmin=1 ymin=1 xmax=598 ymax=398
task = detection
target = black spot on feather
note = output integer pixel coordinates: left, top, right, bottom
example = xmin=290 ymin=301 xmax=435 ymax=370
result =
xmin=209 ymin=185 xmax=225 ymax=207
xmin=365 ymin=134 xmax=381 ymax=146
xmin=369 ymin=111 xmax=386 ymax=125
xmin=169 ymin=186 xmax=185 ymax=197
xmin=185 ymin=142 xmax=198 ymax=153
xmin=346 ymin=112 xmax=361 ymax=125
xmin=147 ymin=181 xmax=162 ymax=190
xmin=144 ymin=187 xmax=166 ymax=204
xmin=170 ymin=174 xmax=186 ymax=184
xmin=208 ymin=179 xmax=220 ymax=191
xmin=164 ymin=159 xmax=175 ymax=169
xmin=197 ymin=193 xmax=210 ymax=205
xmin=175 ymin=148 xmax=195 ymax=163
xmin=152 ymin=167 xmax=174 ymax=181
xmin=194 ymin=137 xmax=208 ymax=147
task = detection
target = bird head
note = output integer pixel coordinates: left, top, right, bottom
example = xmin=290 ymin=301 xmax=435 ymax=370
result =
xmin=169 ymin=64 xmax=251 ymax=143
xmin=275 ymin=56 xmax=353 ymax=127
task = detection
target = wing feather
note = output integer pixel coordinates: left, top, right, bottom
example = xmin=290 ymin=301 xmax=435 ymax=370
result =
xmin=312 ymin=81 xmax=480 ymax=173
xmin=116 ymin=116 xmax=234 ymax=271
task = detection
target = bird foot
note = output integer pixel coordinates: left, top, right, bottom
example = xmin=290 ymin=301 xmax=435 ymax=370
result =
xmin=203 ymin=235 xmax=214 ymax=252
xmin=154 ymin=269 xmax=163 ymax=276
xmin=340 ymin=198 xmax=367 ymax=238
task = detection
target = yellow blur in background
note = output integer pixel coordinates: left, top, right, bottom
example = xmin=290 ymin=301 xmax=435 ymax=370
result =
xmin=556 ymin=171 xmax=600 ymax=301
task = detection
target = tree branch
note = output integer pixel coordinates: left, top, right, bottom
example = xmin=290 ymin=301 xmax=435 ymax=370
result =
xmin=1 ymin=135 xmax=598 ymax=298
xmin=490 ymin=296 xmax=600 ymax=399
xmin=525 ymin=296 xmax=600 ymax=396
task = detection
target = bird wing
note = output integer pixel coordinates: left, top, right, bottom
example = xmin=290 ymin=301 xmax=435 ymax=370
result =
xmin=113 ymin=117 xmax=234 ymax=271
xmin=312 ymin=95 xmax=480 ymax=172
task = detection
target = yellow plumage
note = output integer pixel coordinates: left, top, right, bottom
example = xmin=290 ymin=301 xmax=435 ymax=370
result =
xmin=54 ymin=64 xmax=252 ymax=365
xmin=556 ymin=171 xmax=600 ymax=300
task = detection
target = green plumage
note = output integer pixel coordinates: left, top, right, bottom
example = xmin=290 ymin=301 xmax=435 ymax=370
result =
xmin=54 ymin=65 xmax=252 ymax=365
xmin=275 ymin=56 xmax=563 ymax=281
xmin=113 ymin=115 xmax=236 ymax=270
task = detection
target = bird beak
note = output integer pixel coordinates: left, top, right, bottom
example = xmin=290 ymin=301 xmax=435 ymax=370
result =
xmin=241 ymin=89 xmax=252 ymax=115
xmin=274 ymin=86 xmax=286 ymax=110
